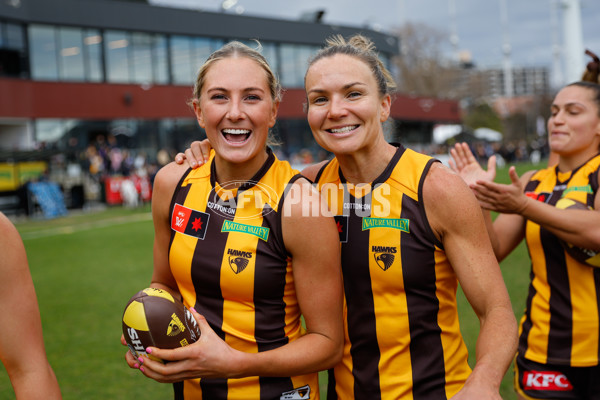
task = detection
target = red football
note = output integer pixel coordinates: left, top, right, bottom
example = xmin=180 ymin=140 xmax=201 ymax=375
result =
xmin=122 ymin=288 xmax=200 ymax=362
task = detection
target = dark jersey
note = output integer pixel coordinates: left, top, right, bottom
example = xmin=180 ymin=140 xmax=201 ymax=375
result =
xmin=315 ymin=145 xmax=471 ymax=400
xmin=168 ymin=149 xmax=319 ymax=399
xmin=519 ymin=153 xmax=600 ymax=367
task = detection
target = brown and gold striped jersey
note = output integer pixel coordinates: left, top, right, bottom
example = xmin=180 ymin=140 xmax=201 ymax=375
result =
xmin=168 ymin=149 xmax=319 ymax=399
xmin=314 ymin=144 xmax=471 ymax=400
xmin=519 ymin=153 xmax=600 ymax=367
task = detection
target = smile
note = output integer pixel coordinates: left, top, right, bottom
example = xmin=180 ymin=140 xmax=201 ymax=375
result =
xmin=222 ymin=128 xmax=251 ymax=143
xmin=327 ymin=125 xmax=359 ymax=134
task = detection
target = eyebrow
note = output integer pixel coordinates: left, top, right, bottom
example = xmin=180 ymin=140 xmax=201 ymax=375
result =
xmin=307 ymin=81 xmax=366 ymax=95
xmin=206 ymin=86 xmax=266 ymax=93
xmin=551 ymin=101 xmax=586 ymax=109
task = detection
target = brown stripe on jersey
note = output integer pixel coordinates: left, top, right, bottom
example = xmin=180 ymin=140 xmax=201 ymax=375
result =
xmin=327 ymin=368 xmax=337 ymax=400
xmin=189 ymin=188 xmax=229 ymax=397
xmin=400 ymin=194 xmax=448 ymax=399
xmin=517 ymin=269 xmax=537 ymax=357
xmin=254 ymin=203 xmax=295 ymax=397
xmin=342 ymin=192 xmax=382 ymax=399
xmin=540 ymin=226 xmax=573 ymax=362
xmin=596 ymin=269 xmax=600 ymax=361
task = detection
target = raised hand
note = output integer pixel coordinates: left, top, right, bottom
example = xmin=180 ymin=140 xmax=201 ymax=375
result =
xmin=449 ymin=142 xmax=496 ymax=187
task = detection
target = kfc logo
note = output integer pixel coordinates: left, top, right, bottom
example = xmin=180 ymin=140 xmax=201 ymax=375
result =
xmin=523 ymin=371 xmax=573 ymax=391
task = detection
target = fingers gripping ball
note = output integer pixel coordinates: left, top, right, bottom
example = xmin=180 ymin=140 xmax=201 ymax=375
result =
xmin=122 ymin=288 xmax=201 ymax=362
xmin=555 ymin=198 xmax=600 ymax=268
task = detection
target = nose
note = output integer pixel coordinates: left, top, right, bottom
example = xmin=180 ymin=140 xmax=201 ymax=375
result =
xmin=327 ymin=96 xmax=348 ymax=119
xmin=550 ymin=110 xmax=565 ymax=126
xmin=226 ymin=100 xmax=244 ymax=121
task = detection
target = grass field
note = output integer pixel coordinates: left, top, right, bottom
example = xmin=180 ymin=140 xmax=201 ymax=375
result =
xmin=0 ymin=161 xmax=541 ymax=399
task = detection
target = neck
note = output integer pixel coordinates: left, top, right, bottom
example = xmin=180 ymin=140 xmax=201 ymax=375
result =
xmin=336 ymin=138 xmax=397 ymax=184
xmin=556 ymin=148 xmax=600 ymax=172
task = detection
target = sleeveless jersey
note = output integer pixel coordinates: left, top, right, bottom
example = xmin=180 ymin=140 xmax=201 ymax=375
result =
xmin=168 ymin=149 xmax=319 ymax=399
xmin=518 ymin=153 xmax=600 ymax=367
xmin=314 ymin=145 xmax=471 ymax=400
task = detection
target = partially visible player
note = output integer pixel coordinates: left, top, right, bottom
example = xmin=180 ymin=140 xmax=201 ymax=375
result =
xmin=450 ymin=81 xmax=600 ymax=399
xmin=0 ymin=212 xmax=62 ymax=400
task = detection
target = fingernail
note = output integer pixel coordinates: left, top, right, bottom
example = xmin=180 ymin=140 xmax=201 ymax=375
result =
xmin=146 ymin=347 xmax=152 ymax=354
xmin=190 ymin=307 xmax=197 ymax=313
xmin=138 ymin=357 xmax=144 ymax=364
xmin=191 ymin=161 xmax=196 ymax=167
xmin=134 ymin=363 xmax=139 ymax=369
xmin=140 ymin=366 xmax=145 ymax=373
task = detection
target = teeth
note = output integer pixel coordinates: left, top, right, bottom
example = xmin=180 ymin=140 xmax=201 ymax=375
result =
xmin=330 ymin=125 xmax=358 ymax=133
xmin=223 ymin=129 xmax=251 ymax=135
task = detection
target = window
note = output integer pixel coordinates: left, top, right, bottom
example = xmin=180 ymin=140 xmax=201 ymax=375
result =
xmin=83 ymin=29 xmax=103 ymax=82
xmin=105 ymin=30 xmax=130 ymax=83
xmin=0 ymin=21 xmax=26 ymax=77
xmin=29 ymin=25 xmax=59 ymax=80
xmin=170 ymin=35 xmax=193 ymax=85
xmin=280 ymin=44 xmax=318 ymax=88
xmin=130 ymin=32 xmax=153 ymax=84
xmin=152 ymin=35 xmax=168 ymax=84
xmin=58 ymin=27 xmax=85 ymax=81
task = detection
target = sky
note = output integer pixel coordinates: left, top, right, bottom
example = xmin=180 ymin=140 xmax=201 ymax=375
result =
xmin=149 ymin=0 xmax=600 ymax=86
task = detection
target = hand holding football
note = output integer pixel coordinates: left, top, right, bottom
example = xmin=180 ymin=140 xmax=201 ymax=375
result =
xmin=122 ymin=287 xmax=201 ymax=362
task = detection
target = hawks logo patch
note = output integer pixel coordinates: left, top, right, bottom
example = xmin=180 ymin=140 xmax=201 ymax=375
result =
xmin=227 ymin=248 xmax=252 ymax=274
xmin=166 ymin=313 xmax=186 ymax=337
xmin=171 ymin=203 xmax=210 ymax=240
xmin=280 ymin=384 xmax=311 ymax=399
xmin=372 ymin=246 xmax=397 ymax=271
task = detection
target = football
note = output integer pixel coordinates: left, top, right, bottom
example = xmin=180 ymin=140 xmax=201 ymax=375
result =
xmin=122 ymin=287 xmax=201 ymax=362
xmin=555 ymin=198 xmax=600 ymax=268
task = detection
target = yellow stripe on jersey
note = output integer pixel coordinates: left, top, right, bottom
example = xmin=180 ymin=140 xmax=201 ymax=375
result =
xmin=521 ymin=154 xmax=600 ymax=367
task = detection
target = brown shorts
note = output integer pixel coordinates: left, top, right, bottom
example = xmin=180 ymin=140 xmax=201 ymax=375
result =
xmin=514 ymin=353 xmax=600 ymax=400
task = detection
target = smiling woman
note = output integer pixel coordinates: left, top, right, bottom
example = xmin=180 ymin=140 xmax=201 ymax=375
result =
xmin=121 ymin=41 xmax=344 ymax=400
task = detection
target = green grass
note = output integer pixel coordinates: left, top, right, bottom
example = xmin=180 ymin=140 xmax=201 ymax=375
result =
xmin=0 ymin=160 xmax=542 ymax=399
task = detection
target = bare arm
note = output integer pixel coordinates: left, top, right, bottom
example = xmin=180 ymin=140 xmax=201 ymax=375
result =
xmin=0 ymin=213 xmax=62 ymax=400
xmin=135 ymin=178 xmax=343 ymax=381
xmin=473 ymin=166 xmax=600 ymax=251
xmin=424 ymin=164 xmax=518 ymax=399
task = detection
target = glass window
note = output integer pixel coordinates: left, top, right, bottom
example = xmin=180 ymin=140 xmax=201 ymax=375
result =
xmin=191 ymin=37 xmax=213 ymax=74
xmin=152 ymin=35 xmax=168 ymax=84
xmin=261 ymin=42 xmax=278 ymax=78
xmin=170 ymin=35 xmax=193 ymax=85
xmin=83 ymin=29 xmax=103 ymax=82
xmin=29 ymin=25 xmax=59 ymax=80
xmin=280 ymin=44 xmax=317 ymax=88
xmin=58 ymin=27 xmax=85 ymax=81
xmin=131 ymin=32 xmax=153 ymax=84
xmin=5 ymin=22 xmax=25 ymax=49
xmin=105 ymin=30 xmax=130 ymax=83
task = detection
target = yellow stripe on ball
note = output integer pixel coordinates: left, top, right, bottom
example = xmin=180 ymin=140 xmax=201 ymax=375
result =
xmin=123 ymin=301 xmax=150 ymax=331
xmin=143 ymin=287 xmax=175 ymax=303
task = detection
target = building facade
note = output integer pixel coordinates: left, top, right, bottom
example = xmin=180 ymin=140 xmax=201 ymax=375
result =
xmin=0 ymin=0 xmax=460 ymax=212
